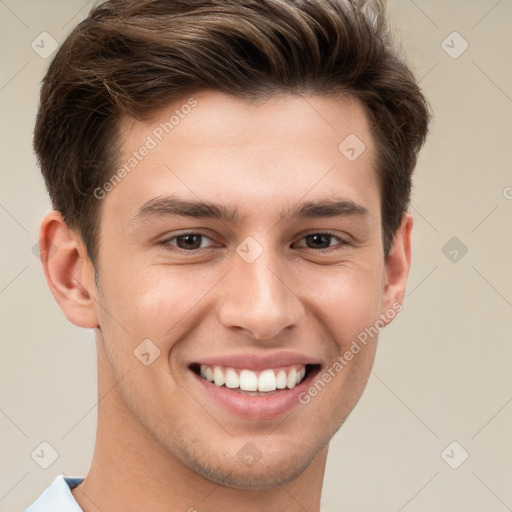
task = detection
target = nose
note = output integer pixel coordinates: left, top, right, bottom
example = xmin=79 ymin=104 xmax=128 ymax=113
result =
xmin=216 ymin=246 xmax=304 ymax=340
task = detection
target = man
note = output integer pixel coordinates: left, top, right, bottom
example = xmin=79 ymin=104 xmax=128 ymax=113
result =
xmin=25 ymin=0 xmax=430 ymax=510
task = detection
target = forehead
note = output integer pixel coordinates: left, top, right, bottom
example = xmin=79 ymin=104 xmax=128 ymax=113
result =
xmin=108 ymin=91 xmax=380 ymax=224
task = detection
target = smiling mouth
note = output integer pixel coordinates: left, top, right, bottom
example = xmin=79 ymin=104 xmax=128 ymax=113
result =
xmin=189 ymin=363 xmax=320 ymax=395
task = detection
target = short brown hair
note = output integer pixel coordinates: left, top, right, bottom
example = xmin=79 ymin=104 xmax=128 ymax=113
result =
xmin=34 ymin=0 xmax=431 ymax=264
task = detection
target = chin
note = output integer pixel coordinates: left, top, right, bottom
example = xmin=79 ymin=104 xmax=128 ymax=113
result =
xmin=194 ymin=459 xmax=313 ymax=490
xmin=178 ymin=440 xmax=321 ymax=489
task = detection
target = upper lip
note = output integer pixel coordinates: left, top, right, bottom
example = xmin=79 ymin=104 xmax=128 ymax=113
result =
xmin=190 ymin=351 xmax=321 ymax=371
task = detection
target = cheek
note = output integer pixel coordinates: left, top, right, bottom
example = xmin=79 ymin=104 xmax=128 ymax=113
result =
xmin=98 ymin=264 xmax=220 ymax=344
xmin=299 ymin=262 xmax=384 ymax=347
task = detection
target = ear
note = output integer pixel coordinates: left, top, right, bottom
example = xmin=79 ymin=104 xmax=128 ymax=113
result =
xmin=379 ymin=212 xmax=413 ymax=325
xmin=38 ymin=210 xmax=99 ymax=328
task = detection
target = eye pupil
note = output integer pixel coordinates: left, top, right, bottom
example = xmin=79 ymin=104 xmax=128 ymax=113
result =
xmin=306 ymin=234 xmax=331 ymax=249
xmin=177 ymin=234 xmax=202 ymax=250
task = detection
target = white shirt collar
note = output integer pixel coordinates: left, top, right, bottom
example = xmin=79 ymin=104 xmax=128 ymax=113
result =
xmin=24 ymin=474 xmax=84 ymax=511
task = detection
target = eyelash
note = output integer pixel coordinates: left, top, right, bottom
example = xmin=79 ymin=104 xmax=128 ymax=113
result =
xmin=160 ymin=231 xmax=350 ymax=254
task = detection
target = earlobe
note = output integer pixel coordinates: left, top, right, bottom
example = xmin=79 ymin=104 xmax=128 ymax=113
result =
xmin=380 ymin=212 xmax=413 ymax=324
xmin=38 ymin=210 xmax=99 ymax=329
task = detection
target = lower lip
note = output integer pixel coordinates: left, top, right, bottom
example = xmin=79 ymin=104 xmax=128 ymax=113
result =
xmin=190 ymin=367 xmax=319 ymax=420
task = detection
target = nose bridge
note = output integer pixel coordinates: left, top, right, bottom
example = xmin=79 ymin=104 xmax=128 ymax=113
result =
xmin=217 ymin=240 xmax=303 ymax=340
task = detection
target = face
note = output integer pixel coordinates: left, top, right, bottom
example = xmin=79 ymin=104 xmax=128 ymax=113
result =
xmin=86 ymin=91 xmax=405 ymax=488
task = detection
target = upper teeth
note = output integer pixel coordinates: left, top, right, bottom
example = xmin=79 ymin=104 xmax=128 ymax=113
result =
xmin=199 ymin=364 xmax=306 ymax=392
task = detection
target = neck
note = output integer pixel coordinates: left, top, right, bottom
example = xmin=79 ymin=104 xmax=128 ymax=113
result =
xmin=71 ymin=337 xmax=328 ymax=512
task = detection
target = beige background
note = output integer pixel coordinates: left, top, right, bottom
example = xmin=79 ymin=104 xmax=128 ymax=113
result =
xmin=1 ymin=0 xmax=511 ymax=510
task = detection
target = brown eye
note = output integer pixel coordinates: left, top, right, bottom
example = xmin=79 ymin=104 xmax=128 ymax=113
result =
xmin=294 ymin=232 xmax=346 ymax=250
xmin=304 ymin=234 xmax=334 ymax=249
xmin=162 ymin=233 xmax=215 ymax=251
xmin=175 ymin=234 xmax=204 ymax=250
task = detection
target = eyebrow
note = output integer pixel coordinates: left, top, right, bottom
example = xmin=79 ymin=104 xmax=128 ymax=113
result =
xmin=131 ymin=195 xmax=370 ymax=224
